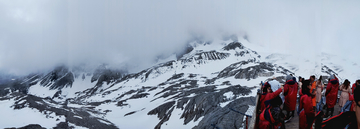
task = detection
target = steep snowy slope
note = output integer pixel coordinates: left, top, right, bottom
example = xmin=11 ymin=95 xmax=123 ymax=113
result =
xmin=67 ymin=40 xmax=293 ymax=129
xmin=0 ymin=38 xmax=297 ymax=129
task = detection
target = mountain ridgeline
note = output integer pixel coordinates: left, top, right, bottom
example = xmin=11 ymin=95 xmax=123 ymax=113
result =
xmin=0 ymin=41 xmax=340 ymax=129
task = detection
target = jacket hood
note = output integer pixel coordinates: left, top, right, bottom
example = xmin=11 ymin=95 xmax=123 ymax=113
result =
xmin=330 ymin=75 xmax=335 ymax=80
xmin=286 ymin=80 xmax=296 ymax=85
xmin=286 ymin=75 xmax=293 ymax=82
xmin=330 ymin=79 xmax=338 ymax=85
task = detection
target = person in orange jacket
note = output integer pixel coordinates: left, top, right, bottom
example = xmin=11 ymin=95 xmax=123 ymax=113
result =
xmin=309 ymin=75 xmax=317 ymax=111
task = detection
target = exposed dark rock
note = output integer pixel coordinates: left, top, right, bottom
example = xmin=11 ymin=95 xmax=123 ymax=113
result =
xmin=124 ymin=111 xmax=136 ymax=116
xmin=188 ymin=74 xmax=197 ymax=78
xmin=6 ymin=124 xmax=46 ymax=129
xmin=176 ymin=44 xmax=194 ymax=60
xmin=54 ymin=122 xmax=74 ymax=129
xmin=116 ymin=100 xmax=128 ymax=107
xmin=116 ymin=90 xmax=137 ymax=100
xmin=223 ymin=42 xmax=244 ymax=51
xmin=154 ymin=84 xmax=181 ymax=96
xmin=40 ymin=66 xmax=72 ymax=89
xmin=148 ymin=101 xmax=176 ymax=117
xmin=222 ymin=81 xmax=231 ymax=85
xmin=7 ymin=93 xmax=118 ymax=129
xmin=179 ymin=85 xmax=252 ymax=125
xmin=322 ymin=65 xmax=339 ymax=77
xmin=276 ymin=66 xmax=294 ymax=75
xmin=87 ymin=100 xmax=112 ymax=106
xmin=148 ymin=101 xmax=176 ymax=129
xmin=235 ymin=51 xmax=246 ymax=57
xmin=49 ymin=72 xmax=74 ymax=90
xmin=52 ymin=90 xmax=62 ymax=99
xmin=129 ymin=93 xmax=149 ymax=99
xmin=180 ymin=50 xmax=230 ymax=64
xmin=218 ymin=61 xmax=293 ymax=81
xmin=167 ymin=73 xmax=184 ymax=81
xmin=148 ymin=87 xmax=158 ymax=92
xmin=193 ymin=97 xmax=256 ymax=129
xmin=205 ymin=78 xmax=216 ymax=85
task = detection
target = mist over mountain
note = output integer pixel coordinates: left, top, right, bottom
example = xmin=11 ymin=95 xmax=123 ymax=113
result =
xmin=0 ymin=35 xmax=357 ymax=128
xmin=1 ymin=1 xmax=360 ymax=128
xmin=1 ymin=1 xmax=360 ymax=75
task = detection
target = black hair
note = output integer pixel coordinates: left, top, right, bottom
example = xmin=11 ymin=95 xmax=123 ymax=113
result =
xmin=302 ymin=80 xmax=311 ymax=96
xmin=263 ymin=82 xmax=271 ymax=93
xmin=354 ymin=85 xmax=360 ymax=107
xmin=356 ymin=80 xmax=360 ymax=84
xmin=319 ymin=76 xmax=322 ymax=83
xmin=310 ymin=75 xmax=316 ymax=79
xmin=270 ymin=95 xmax=283 ymax=107
xmin=344 ymin=79 xmax=350 ymax=89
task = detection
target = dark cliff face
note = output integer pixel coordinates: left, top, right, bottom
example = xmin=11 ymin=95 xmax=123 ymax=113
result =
xmin=0 ymin=40 xmax=341 ymax=129
xmin=223 ymin=42 xmax=245 ymax=51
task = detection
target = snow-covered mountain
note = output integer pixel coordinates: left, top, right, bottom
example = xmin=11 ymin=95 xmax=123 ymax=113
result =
xmin=0 ymin=37 xmax=352 ymax=129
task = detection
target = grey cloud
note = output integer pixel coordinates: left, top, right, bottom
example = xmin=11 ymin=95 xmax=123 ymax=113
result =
xmin=1 ymin=1 xmax=360 ymax=75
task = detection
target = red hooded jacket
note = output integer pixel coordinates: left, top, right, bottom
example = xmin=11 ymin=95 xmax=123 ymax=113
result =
xmin=299 ymin=94 xmax=315 ymax=129
xmin=352 ymin=83 xmax=357 ymax=94
xmin=284 ymin=80 xmax=298 ymax=111
xmin=349 ymin=94 xmax=355 ymax=111
xmin=325 ymin=77 xmax=339 ymax=109
xmin=258 ymin=106 xmax=283 ymax=129
xmin=260 ymin=88 xmax=282 ymax=111
xmin=299 ymin=110 xmax=307 ymax=129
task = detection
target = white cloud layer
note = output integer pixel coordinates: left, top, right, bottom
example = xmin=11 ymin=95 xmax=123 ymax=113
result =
xmin=1 ymin=1 xmax=360 ymax=75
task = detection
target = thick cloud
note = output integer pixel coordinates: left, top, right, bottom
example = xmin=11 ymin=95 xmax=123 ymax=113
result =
xmin=1 ymin=1 xmax=360 ymax=75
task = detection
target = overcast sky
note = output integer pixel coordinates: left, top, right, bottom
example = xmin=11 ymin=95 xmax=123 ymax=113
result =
xmin=1 ymin=1 xmax=360 ymax=75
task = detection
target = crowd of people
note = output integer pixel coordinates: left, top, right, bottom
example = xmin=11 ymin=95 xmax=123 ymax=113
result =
xmin=257 ymin=74 xmax=360 ymax=129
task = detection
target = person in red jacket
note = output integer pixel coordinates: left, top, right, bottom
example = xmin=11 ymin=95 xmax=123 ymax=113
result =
xmin=284 ymin=75 xmax=298 ymax=122
xmin=352 ymin=80 xmax=360 ymax=94
xmin=259 ymin=95 xmax=285 ymax=129
xmin=260 ymin=82 xmax=284 ymax=111
xmin=322 ymin=85 xmax=360 ymax=129
xmin=299 ymin=80 xmax=316 ymax=129
xmin=324 ymin=74 xmax=339 ymax=118
xmin=350 ymin=94 xmax=355 ymax=112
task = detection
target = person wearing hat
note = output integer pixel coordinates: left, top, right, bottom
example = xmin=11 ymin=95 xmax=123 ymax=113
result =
xmin=283 ymin=75 xmax=298 ymax=122
xmin=322 ymin=84 xmax=360 ymax=129
xmin=260 ymin=81 xmax=284 ymax=111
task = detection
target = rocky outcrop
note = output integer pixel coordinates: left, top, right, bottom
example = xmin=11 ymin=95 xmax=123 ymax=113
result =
xmin=193 ymin=97 xmax=256 ymax=129
xmin=3 ymin=92 xmax=118 ymax=129
xmin=223 ymin=42 xmax=245 ymax=50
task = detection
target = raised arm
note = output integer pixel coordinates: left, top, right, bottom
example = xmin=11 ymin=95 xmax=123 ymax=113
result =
xmin=268 ymin=88 xmax=283 ymax=100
